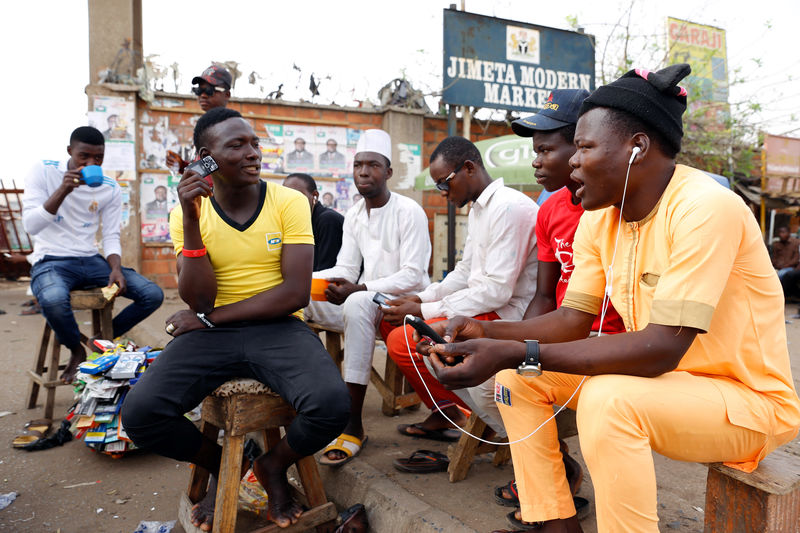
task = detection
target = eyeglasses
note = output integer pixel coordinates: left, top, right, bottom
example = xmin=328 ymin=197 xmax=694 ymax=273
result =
xmin=192 ymin=85 xmax=227 ymax=97
xmin=434 ymin=161 xmax=465 ymax=191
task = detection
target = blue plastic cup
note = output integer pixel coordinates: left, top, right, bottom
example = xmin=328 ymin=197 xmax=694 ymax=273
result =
xmin=80 ymin=165 xmax=105 ymax=187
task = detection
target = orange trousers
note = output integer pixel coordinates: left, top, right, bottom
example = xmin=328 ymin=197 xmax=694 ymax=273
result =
xmin=385 ymin=313 xmax=499 ymax=411
xmin=495 ymin=369 xmax=795 ymax=532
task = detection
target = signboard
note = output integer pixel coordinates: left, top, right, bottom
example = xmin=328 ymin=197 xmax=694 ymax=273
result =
xmin=442 ymin=9 xmax=595 ymax=113
xmin=666 ymin=17 xmax=728 ymax=102
xmin=415 ymin=134 xmax=539 ymax=189
xmin=765 ymin=134 xmax=800 ymax=178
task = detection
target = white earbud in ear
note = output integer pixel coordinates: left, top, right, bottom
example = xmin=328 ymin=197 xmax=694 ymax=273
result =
xmin=629 ymin=146 xmax=641 ymax=164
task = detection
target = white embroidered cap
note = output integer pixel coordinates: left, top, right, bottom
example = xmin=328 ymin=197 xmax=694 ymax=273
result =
xmin=355 ymin=129 xmax=392 ymax=164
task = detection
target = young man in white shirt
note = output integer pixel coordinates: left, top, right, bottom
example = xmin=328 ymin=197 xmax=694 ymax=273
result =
xmin=383 ymin=136 xmax=539 ymax=448
xmin=23 ymin=126 xmax=163 ymax=383
xmin=306 ymin=129 xmax=431 ymax=466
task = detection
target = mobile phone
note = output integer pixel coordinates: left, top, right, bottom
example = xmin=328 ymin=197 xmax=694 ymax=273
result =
xmin=185 ymin=155 xmax=219 ymax=186
xmin=405 ymin=315 xmax=446 ymax=344
xmin=372 ymin=292 xmax=390 ymax=307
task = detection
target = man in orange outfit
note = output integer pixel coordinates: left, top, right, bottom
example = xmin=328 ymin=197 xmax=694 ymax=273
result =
xmin=423 ymin=64 xmax=800 ymax=532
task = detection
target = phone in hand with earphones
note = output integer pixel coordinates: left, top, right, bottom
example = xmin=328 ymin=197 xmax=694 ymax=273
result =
xmin=405 ymin=315 xmax=446 ymax=344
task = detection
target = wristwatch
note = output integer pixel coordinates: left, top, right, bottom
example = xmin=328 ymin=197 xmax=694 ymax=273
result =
xmin=196 ymin=312 xmax=216 ymax=328
xmin=516 ymin=340 xmax=542 ymax=377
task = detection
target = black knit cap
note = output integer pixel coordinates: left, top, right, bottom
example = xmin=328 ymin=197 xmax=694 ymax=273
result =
xmin=579 ymin=64 xmax=691 ymax=152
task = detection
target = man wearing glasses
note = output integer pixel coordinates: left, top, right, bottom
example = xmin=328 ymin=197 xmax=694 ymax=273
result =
xmin=166 ymin=65 xmax=233 ymax=173
xmin=382 ymin=136 xmax=539 ymax=450
xmin=191 ymin=64 xmax=232 ymax=112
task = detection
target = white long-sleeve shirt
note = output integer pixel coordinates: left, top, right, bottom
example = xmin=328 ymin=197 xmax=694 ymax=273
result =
xmin=316 ymin=192 xmax=430 ymax=296
xmin=417 ymin=178 xmax=538 ymax=320
xmin=22 ymin=160 xmax=122 ymax=265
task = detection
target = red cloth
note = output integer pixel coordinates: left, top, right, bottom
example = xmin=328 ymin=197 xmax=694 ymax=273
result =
xmin=386 ymin=312 xmax=499 ymax=410
xmin=536 ymin=188 xmax=625 ymax=334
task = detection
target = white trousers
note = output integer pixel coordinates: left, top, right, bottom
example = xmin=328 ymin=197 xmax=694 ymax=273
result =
xmin=305 ymin=291 xmax=384 ymax=386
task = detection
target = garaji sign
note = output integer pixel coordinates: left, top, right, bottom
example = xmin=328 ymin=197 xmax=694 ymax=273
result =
xmin=443 ymin=9 xmax=595 ymax=113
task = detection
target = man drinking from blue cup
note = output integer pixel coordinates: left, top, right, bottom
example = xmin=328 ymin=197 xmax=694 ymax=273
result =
xmin=22 ymin=126 xmax=164 ymax=383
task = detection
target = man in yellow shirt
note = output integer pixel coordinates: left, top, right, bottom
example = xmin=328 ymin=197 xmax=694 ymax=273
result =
xmin=121 ymin=108 xmax=349 ymax=530
xmin=421 ymin=64 xmax=800 ymax=532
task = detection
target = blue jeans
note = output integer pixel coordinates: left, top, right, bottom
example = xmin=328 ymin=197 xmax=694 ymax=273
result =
xmin=31 ymin=254 xmax=164 ymax=349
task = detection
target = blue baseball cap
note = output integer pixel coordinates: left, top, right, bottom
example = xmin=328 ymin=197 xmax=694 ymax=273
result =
xmin=512 ymin=88 xmax=591 ymax=137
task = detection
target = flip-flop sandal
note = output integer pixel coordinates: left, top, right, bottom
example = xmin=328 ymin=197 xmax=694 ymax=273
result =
xmin=12 ymin=420 xmax=52 ymax=449
xmin=392 ymin=449 xmax=449 ymax=473
xmin=506 ymin=510 xmax=542 ymax=530
xmin=334 ymin=503 xmax=368 ymax=533
xmin=494 ymin=480 xmax=520 ymax=507
xmin=318 ymin=434 xmax=368 ymax=466
xmin=505 ymin=497 xmax=590 ymax=530
xmin=397 ymin=423 xmax=461 ymax=442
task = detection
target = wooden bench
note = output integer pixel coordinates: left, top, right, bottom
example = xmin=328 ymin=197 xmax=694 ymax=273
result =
xmin=704 ymin=447 xmax=800 ymax=532
xmin=179 ymin=379 xmax=337 ymax=533
xmin=447 ymin=405 xmax=578 ymax=482
xmin=308 ymin=323 xmax=421 ymax=416
xmin=25 ymin=288 xmax=114 ymax=421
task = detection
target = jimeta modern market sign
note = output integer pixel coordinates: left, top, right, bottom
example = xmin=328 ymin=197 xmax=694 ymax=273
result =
xmin=443 ymin=9 xmax=595 ymax=113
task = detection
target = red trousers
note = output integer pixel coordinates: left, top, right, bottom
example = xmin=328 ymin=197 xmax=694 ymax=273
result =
xmin=385 ymin=313 xmax=500 ymax=410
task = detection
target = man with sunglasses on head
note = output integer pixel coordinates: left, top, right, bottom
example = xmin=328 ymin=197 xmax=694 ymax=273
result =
xmin=166 ymin=65 xmax=233 ymax=173
xmin=382 ymin=136 xmax=538 ymax=454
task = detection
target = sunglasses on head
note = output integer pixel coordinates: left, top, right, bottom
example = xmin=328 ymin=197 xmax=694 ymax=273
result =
xmin=435 ymin=161 xmax=466 ymax=191
xmin=192 ymin=85 xmax=226 ymax=97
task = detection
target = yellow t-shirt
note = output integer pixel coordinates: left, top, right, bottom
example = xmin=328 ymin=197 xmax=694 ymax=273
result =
xmin=562 ymin=165 xmax=800 ymax=440
xmin=170 ymin=181 xmax=314 ymax=318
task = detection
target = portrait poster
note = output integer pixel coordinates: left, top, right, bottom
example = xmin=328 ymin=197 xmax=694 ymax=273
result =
xmin=91 ymin=96 xmax=136 ymax=141
xmin=283 ymin=125 xmax=316 ymax=173
xmin=315 ymin=127 xmax=348 ymax=176
xmin=140 ymin=173 xmax=179 ymax=243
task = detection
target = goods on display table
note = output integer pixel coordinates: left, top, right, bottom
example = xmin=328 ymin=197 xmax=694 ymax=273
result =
xmin=68 ymin=340 xmax=161 ymax=458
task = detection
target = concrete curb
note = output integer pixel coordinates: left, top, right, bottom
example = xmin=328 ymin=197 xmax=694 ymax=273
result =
xmin=319 ymin=458 xmax=477 ymax=533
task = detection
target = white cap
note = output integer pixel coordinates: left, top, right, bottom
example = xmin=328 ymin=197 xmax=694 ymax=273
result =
xmin=355 ymin=129 xmax=392 ymax=164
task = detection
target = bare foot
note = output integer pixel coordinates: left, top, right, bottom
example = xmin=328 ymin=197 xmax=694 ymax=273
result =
xmin=60 ymin=345 xmax=86 ymax=384
xmin=401 ymin=405 xmax=466 ymax=435
xmin=191 ymin=475 xmax=217 ymax=531
xmin=252 ymin=452 xmax=304 ymax=528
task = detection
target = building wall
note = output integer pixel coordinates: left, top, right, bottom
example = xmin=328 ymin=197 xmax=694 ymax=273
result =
xmin=135 ymin=93 xmax=516 ymax=288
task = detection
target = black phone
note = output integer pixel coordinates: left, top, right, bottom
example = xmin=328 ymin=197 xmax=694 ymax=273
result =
xmin=405 ymin=315 xmax=446 ymax=344
xmin=372 ymin=292 xmax=390 ymax=307
xmin=185 ymin=155 xmax=219 ymax=186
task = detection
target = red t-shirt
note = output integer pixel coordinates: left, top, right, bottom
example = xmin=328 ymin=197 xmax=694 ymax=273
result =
xmin=536 ymin=187 xmax=625 ymax=334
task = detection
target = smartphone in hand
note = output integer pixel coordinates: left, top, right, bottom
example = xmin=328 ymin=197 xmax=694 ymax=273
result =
xmin=185 ymin=155 xmax=219 ymax=187
xmin=372 ymin=292 xmax=391 ymax=308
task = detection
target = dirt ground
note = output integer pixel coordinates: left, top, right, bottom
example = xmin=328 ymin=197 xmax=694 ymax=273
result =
xmin=0 ymin=278 xmax=798 ymax=533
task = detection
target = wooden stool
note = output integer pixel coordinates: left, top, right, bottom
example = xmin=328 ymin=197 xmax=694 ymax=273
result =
xmin=308 ymin=323 xmax=421 ymax=416
xmin=446 ymin=412 xmax=511 ymax=482
xmin=178 ymin=379 xmax=337 ymax=533
xmin=447 ymin=406 xmax=578 ymax=482
xmin=704 ymin=447 xmax=800 ymax=532
xmin=25 ymin=288 xmax=114 ymax=421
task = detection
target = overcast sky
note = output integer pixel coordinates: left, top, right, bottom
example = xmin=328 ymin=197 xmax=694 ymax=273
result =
xmin=2 ymin=0 xmax=798 ymax=184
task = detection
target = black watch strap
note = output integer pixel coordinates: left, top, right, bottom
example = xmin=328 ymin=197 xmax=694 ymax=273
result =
xmin=196 ymin=312 xmax=216 ymax=328
xmin=524 ymin=339 xmax=540 ymax=367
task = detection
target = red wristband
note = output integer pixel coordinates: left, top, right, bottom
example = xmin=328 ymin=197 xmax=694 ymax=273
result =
xmin=182 ymin=247 xmax=207 ymax=257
